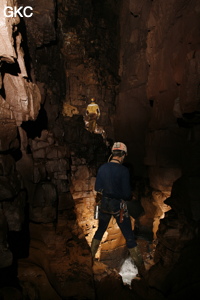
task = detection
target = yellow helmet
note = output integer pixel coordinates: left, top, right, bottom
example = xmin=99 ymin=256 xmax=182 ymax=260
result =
xmin=91 ymin=98 xmax=96 ymax=102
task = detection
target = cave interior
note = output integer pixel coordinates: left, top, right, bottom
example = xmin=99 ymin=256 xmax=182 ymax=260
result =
xmin=0 ymin=0 xmax=200 ymax=299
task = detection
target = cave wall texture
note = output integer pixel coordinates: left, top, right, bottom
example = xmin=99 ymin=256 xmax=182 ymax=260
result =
xmin=0 ymin=0 xmax=200 ymax=299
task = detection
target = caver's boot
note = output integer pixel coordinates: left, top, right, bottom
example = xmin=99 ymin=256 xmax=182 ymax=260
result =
xmin=91 ymin=238 xmax=101 ymax=259
xmin=129 ymin=246 xmax=146 ymax=278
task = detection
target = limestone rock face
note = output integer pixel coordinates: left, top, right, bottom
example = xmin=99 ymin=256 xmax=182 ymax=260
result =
xmin=3 ymin=74 xmax=41 ymax=123
xmin=0 ymin=0 xmax=42 ymax=126
xmin=0 ymin=209 xmax=13 ymax=268
xmin=29 ymin=181 xmax=57 ymax=223
xmin=56 ymin=0 xmax=119 ymax=138
xmin=18 ymin=220 xmax=95 ymax=300
xmin=0 ymin=154 xmax=25 ymax=269
xmin=0 ymin=0 xmax=19 ymax=63
xmin=0 ymin=155 xmax=25 ymax=228
xmin=115 ymin=0 xmax=152 ymax=176
xmin=0 ymin=121 xmax=19 ymax=151
xmin=117 ymin=0 xmax=200 ymax=185
xmin=114 ymin=1 xmax=200 ymax=298
xmin=0 ymin=0 xmax=42 ymax=275
xmin=146 ymin=175 xmax=200 ymax=297
xmin=18 ymin=0 xmax=56 ymax=47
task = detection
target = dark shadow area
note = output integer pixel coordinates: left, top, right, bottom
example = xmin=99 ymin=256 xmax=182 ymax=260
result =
xmin=21 ymin=105 xmax=48 ymax=139
xmin=10 ymin=128 xmax=22 ymax=162
xmin=0 ymin=59 xmax=21 ymax=77
xmin=0 ymin=148 xmax=22 ymax=161
xmin=7 ymin=201 xmax=30 ymax=260
xmin=0 ymin=201 xmax=29 ymax=294
xmin=177 ymin=111 xmax=200 ymax=127
xmin=0 ymin=128 xmax=22 ymax=161
xmin=0 ymin=81 xmax=6 ymax=99
xmin=16 ymin=17 xmax=32 ymax=80
xmin=0 ymin=261 xmax=22 ymax=291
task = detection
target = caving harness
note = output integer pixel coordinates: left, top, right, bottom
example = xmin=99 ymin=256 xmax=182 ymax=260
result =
xmin=94 ymin=197 xmax=129 ymax=223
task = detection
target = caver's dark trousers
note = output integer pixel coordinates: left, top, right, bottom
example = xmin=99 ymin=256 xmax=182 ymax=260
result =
xmin=93 ymin=197 xmax=137 ymax=249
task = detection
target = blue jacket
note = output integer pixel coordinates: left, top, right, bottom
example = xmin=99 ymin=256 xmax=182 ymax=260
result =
xmin=95 ymin=162 xmax=131 ymax=200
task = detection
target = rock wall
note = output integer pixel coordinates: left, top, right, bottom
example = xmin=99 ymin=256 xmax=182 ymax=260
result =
xmin=0 ymin=0 xmax=121 ymax=299
xmin=1 ymin=0 xmax=200 ymax=299
xmin=115 ymin=0 xmax=152 ymax=176
xmin=0 ymin=0 xmax=41 ymax=270
xmin=57 ymin=0 xmax=120 ymax=138
xmin=0 ymin=0 xmax=41 ymax=125
xmin=117 ymin=0 xmax=200 ymax=298
xmin=145 ymin=0 xmax=200 ymax=193
xmin=117 ymin=0 xmax=200 ymax=187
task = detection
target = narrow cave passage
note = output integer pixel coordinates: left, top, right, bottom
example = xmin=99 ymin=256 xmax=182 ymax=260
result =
xmin=0 ymin=0 xmax=200 ymax=300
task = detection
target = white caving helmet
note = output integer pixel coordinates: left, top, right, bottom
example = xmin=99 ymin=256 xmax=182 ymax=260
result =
xmin=111 ymin=142 xmax=127 ymax=155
